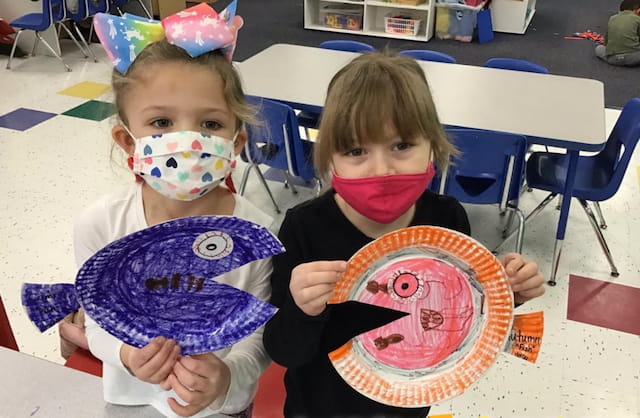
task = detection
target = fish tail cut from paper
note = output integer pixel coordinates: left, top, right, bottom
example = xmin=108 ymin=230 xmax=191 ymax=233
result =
xmin=21 ymin=283 xmax=79 ymax=332
xmin=503 ymin=311 xmax=544 ymax=364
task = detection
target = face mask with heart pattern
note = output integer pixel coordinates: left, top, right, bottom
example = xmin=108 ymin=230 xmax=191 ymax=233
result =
xmin=129 ymin=130 xmax=237 ymax=201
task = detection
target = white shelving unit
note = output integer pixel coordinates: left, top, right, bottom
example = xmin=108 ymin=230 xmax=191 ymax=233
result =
xmin=304 ymin=0 xmax=436 ymax=42
xmin=490 ymin=0 xmax=537 ymax=34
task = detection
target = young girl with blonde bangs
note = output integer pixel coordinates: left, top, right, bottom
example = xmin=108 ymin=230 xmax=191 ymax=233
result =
xmin=60 ymin=5 xmax=271 ymax=417
xmin=263 ymin=51 xmax=546 ymax=417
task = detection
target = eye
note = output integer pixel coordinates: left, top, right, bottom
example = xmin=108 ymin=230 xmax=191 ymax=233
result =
xmin=388 ymin=271 xmax=424 ymax=302
xmin=151 ymin=118 xmax=171 ymax=129
xmin=192 ymin=231 xmax=233 ymax=260
xmin=393 ymin=142 xmax=413 ymax=151
xmin=344 ymin=148 xmax=365 ymax=157
xmin=202 ymin=120 xmax=222 ymax=130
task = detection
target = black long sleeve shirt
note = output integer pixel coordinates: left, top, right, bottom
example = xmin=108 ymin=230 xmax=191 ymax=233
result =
xmin=263 ymin=189 xmax=471 ymax=418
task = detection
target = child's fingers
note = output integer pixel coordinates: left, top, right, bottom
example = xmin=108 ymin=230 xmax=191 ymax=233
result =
xmin=167 ymin=395 xmax=201 ymax=418
xmin=509 ymin=261 xmax=540 ymax=288
xmin=502 ymin=253 xmax=525 ymax=276
xmin=512 ymin=271 xmax=545 ymax=293
xmin=302 ymin=289 xmax=335 ymax=312
xmin=129 ymin=336 xmax=166 ymax=368
xmin=134 ymin=338 xmax=177 ymax=381
xmin=296 ymin=260 xmax=347 ymax=277
xmin=297 ymin=283 xmax=337 ymax=301
xmin=172 ymin=359 xmax=205 ymax=394
xmin=147 ymin=345 xmax=180 ymax=383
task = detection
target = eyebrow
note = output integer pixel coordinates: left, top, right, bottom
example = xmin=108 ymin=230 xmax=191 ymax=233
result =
xmin=139 ymin=106 xmax=231 ymax=116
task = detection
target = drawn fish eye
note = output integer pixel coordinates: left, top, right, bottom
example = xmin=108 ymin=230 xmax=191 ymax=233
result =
xmin=192 ymin=231 xmax=233 ymax=260
xmin=388 ymin=271 xmax=424 ymax=302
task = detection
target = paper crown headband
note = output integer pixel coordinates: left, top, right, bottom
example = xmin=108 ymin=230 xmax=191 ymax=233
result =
xmin=94 ymin=0 xmax=243 ymax=74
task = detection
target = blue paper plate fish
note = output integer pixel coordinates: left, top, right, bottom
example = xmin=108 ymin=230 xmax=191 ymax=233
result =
xmin=22 ymin=216 xmax=284 ymax=355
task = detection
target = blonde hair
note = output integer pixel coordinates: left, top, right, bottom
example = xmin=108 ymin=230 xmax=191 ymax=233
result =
xmin=111 ymin=39 xmax=254 ymax=129
xmin=314 ymin=50 xmax=457 ymax=179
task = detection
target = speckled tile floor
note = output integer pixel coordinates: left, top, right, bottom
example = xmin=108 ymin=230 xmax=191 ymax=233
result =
xmin=0 ymin=43 xmax=638 ymax=418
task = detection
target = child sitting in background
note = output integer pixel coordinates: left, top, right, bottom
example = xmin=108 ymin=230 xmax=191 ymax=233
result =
xmin=595 ymin=0 xmax=640 ymax=66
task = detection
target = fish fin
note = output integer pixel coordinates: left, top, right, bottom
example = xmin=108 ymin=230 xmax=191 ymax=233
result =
xmin=21 ymin=283 xmax=79 ymax=332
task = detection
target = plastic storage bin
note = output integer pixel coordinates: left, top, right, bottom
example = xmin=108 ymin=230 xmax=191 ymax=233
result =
xmin=384 ymin=14 xmax=422 ymax=35
xmin=321 ymin=5 xmax=363 ymax=31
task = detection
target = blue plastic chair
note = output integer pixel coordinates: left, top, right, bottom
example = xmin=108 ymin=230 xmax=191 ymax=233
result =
xmin=85 ymin=0 xmax=109 ymax=47
xmin=6 ymin=0 xmax=73 ymax=71
xmin=483 ymin=58 xmax=549 ymax=74
xmin=65 ymin=0 xmax=99 ymax=62
xmin=239 ymin=96 xmax=319 ymax=213
xmin=319 ymin=40 xmax=375 ymax=53
xmin=431 ymin=128 xmax=528 ymax=253
xmin=88 ymin=0 xmax=110 ymax=15
xmin=523 ymin=98 xmax=640 ymax=277
xmin=110 ymin=0 xmax=152 ymax=19
xmin=400 ymin=49 xmax=456 ymax=63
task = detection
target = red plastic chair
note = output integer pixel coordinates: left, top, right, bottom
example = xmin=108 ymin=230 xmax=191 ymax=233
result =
xmin=64 ymin=347 xmax=103 ymax=377
xmin=253 ymin=363 xmax=286 ymax=418
xmin=0 ymin=295 xmax=19 ymax=351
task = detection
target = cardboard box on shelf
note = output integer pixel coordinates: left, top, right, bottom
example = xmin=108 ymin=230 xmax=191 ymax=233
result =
xmin=391 ymin=0 xmax=427 ymax=5
xmin=151 ymin=0 xmax=218 ymax=19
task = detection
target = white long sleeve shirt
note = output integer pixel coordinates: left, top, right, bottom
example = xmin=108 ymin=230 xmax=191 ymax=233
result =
xmin=75 ymin=184 xmax=273 ymax=417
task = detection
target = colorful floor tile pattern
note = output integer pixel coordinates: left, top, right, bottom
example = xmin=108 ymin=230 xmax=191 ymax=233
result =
xmin=62 ymin=100 xmax=115 ymax=121
xmin=0 ymin=108 xmax=57 ymax=131
xmin=57 ymin=81 xmax=111 ymax=100
xmin=567 ymin=274 xmax=640 ymax=336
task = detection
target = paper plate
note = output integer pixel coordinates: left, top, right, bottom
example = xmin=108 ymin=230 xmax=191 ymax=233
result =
xmin=74 ymin=216 xmax=283 ymax=355
xmin=328 ymin=226 xmax=513 ymax=407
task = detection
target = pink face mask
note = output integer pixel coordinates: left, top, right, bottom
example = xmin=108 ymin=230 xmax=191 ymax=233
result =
xmin=331 ymin=163 xmax=436 ymax=224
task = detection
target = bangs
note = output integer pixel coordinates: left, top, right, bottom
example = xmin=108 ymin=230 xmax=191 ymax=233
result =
xmin=314 ymin=51 xmax=454 ymax=178
xmin=323 ymin=56 xmax=431 ymax=154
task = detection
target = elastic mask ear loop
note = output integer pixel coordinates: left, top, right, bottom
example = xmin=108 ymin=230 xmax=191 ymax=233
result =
xmin=226 ymin=130 xmax=240 ymax=194
xmin=121 ymin=125 xmax=143 ymax=183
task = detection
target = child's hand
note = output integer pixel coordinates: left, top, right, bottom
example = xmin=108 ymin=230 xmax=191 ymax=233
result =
xmin=290 ymin=260 xmax=348 ymax=316
xmin=501 ymin=253 xmax=545 ymax=304
xmin=119 ymin=336 xmax=180 ymax=384
xmin=162 ymin=353 xmax=231 ymax=417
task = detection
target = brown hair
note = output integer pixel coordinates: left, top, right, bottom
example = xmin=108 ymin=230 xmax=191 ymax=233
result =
xmin=620 ymin=0 xmax=640 ymax=11
xmin=314 ymin=50 xmax=457 ymax=179
xmin=111 ymin=39 xmax=254 ymax=129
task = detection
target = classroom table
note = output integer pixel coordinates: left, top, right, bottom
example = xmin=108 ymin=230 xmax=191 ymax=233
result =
xmin=236 ymin=44 xmax=608 ymax=285
xmin=0 ymin=346 xmax=159 ymax=417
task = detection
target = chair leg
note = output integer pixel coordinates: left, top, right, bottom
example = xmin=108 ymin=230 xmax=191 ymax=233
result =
xmin=72 ymin=22 xmax=97 ymax=62
xmin=502 ymin=209 xmax=515 ymax=238
xmin=135 ymin=0 xmax=153 ymax=19
xmin=495 ymin=206 xmax=525 ymax=253
xmin=6 ymin=29 xmax=23 ymax=69
xmin=239 ymin=163 xmax=281 ymax=213
xmin=578 ymin=199 xmax=619 ymax=277
xmin=238 ymin=164 xmax=253 ymax=196
xmin=494 ymin=192 xmax=557 ymax=253
xmin=255 ymin=167 xmax=280 ymax=214
xmin=283 ymin=171 xmax=298 ymax=195
xmin=89 ymin=20 xmax=95 ymax=46
xmin=512 ymin=206 xmax=525 ymax=254
xmin=31 ymin=33 xmax=39 ymax=56
xmin=58 ymin=23 xmax=89 ymax=58
xmin=592 ymin=201 xmax=607 ymax=229
xmin=36 ymin=31 xmax=71 ymax=72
